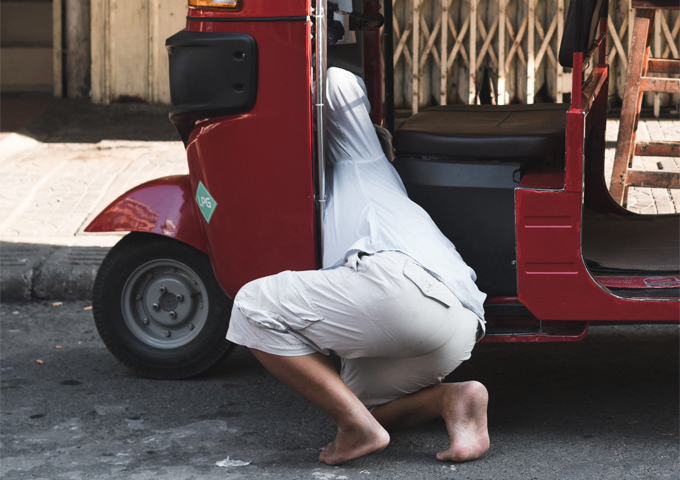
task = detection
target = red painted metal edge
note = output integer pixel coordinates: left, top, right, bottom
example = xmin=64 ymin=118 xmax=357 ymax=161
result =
xmin=571 ymin=52 xmax=583 ymax=110
xmin=518 ymin=170 xmax=565 ymax=190
xmin=595 ymin=276 xmax=680 ymax=289
xmin=184 ymin=18 xmax=317 ymax=299
xmin=188 ymin=1 xmax=310 ymax=19
xmin=481 ymin=324 xmax=589 ymax=343
xmin=85 ymin=175 xmax=208 ymax=254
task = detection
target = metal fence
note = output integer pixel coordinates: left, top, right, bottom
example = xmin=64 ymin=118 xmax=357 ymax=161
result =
xmin=388 ymin=0 xmax=680 ymax=114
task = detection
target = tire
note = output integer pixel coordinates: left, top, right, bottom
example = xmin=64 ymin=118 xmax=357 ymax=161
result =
xmin=93 ymin=232 xmax=235 ymax=379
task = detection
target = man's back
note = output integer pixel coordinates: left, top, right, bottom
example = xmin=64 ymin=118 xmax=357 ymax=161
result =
xmin=322 ymin=67 xmax=487 ymax=322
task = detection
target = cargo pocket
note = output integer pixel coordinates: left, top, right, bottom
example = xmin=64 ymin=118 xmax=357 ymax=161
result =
xmin=236 ymin=303 xmax=289 ymax=332
xmin=365 ymin=260 xmax=460 ymax=355
xmin=233 ymin=278 xmax=290 ymax=332
xmin=402 ymin=260 xmax=458 ymax=308
xmin=277 ymin=271 xmax=324 ymax=330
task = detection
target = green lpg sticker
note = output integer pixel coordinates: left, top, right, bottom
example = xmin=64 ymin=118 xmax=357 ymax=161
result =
xmin=195 ymin=180 xmax=217 ymax=223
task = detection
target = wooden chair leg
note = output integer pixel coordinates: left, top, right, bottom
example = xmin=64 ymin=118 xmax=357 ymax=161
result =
xmin=610 ymin=9 xmax=655 ymax=207
xmin=622 ymin=184 xmax=630 ymax=207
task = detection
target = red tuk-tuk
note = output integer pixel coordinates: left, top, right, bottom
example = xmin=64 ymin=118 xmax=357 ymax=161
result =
xmin=87 ymin=0 xmax=679 ymax=379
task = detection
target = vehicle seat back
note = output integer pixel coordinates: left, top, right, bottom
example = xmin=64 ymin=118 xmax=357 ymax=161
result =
xmin=390 ymin=0 xmax=608 ymax=297
xmin=393 ymin=0 xmax=608 ymax=162
xmin=394 ymin=104 xmax=568 ymax=160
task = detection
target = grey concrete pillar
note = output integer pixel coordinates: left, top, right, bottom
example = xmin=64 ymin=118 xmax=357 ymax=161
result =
xmin=65 ymin=0 xmax=90 ymax=98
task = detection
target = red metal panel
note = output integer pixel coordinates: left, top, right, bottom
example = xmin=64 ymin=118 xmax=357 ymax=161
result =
xmin=185 ymin=19 xmax=317 ymax=299
xmin=518 ymin=171 xmax=565 ymax=190
xmin=565 ymin=106 xmax=585 ymax=194
xmin=482 ymin=328 xmax=589 ymax=343
xmin=516 ymin=50 xmax=678 ymax=322
xmin=85 ymin=176 xmax=208 ymax=254
xmin=188 ymin=1 xmax=310 ymax=19
xmin=517 ymin=186 xmax=679 ymax=321
xmin=571 ymin=52 xmax=583 ymax=110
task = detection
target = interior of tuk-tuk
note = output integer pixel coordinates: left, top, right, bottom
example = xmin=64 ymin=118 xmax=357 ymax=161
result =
xmin=326 ymin=0 xmax=679 ymax=311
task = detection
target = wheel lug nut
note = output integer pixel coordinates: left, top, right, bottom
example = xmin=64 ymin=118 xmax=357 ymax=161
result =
xmin=152 ymin=303 xmax=160 ymax=311
xmin=136 ymin=294 xmax=142 ymax=301
xmin=169 ymin=311 xmax=177 ymax=319
xmin=176 ymin=294 xmax=184 ymax=302
xmin=188 ymin=324 xmax=194 ymax=331
xmin=142 ymin=318 xmax=149 ymax=325
xmin=164 ymin=331 xmax=171 ymax=337
xmin=159 ymin=286 xmax=167 ymax=294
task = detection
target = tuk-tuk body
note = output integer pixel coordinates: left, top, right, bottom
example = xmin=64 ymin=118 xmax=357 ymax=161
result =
xmin=86 ymin=0 xmax=679 ymax=378
xmin=183 ymin=6 xmax=318 ymax=296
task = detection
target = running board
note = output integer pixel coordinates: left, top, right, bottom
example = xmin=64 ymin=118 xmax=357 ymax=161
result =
xmin=595 ymin=275 xmax=680 ymax=289
xmin=481 ymin=321 xmax=589 ymax=343
xmin=594 ymin=275 xmax=680 ymax=299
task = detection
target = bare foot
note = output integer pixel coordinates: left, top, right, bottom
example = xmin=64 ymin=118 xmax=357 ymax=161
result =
xmin=318 ymin=412 xmax=390 ymax=465
xmin=436 ymin=381 xmax=490 ymax=462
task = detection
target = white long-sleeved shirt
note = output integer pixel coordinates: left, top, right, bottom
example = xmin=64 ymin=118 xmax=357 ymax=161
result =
xmin=321 ymin=67 xmax=487 ymax=322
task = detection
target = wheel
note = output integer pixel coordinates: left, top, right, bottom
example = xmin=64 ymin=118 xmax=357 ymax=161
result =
xmin=93 ymin=232 xmax=235 ymax=379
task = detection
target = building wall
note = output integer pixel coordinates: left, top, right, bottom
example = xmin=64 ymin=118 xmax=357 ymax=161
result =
xmin=91 ymin=0 xmax=187 ymax=104
xmin=1 ymin=0 xmax=54 ymax=93
xmin=88 ymin=0 xmax=679 ymax=109
xmin=64 ymin=0 xmax=90 ymax=98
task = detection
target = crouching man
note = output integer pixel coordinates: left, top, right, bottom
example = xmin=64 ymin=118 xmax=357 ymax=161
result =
xmin=226 ymin=67 xmax=490 ymax=465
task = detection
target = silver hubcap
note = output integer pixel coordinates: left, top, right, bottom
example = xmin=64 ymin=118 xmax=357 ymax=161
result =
xmin=121 ymin=259 xmax=209 ymax=349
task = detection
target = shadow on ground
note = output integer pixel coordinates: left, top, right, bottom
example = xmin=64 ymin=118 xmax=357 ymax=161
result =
xmin=2 ymin=97 xmax=179 ymax=144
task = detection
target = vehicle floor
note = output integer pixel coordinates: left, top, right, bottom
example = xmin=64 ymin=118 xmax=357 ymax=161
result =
xmin=583 ymin=210 xmax=679 ymax=272
xmin=583 ymin=210 xmax=680 ymax=299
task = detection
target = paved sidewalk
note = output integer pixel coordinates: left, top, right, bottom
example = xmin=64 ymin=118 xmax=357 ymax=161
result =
xmin=0 ymin=101 xmax=678 ymax=302
xmin=1 ymin=100 xmax=187 ymax=302
xmin=604 ymin=117 xmax=680 ymax=214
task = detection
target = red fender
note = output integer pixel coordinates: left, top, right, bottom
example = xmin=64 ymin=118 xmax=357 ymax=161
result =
xmin=85 ymin=175 xmax=207 ymax=254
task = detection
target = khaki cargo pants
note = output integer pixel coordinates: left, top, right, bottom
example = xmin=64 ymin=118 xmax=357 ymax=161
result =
xmin=227 ymin=251 xmax=481 ymax=409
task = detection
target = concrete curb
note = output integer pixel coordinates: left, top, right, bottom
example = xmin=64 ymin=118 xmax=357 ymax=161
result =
xmin=1 ymin=243 xmax=110 ymax=303
xmin=1 ymin=100 xmax=178 ymax=304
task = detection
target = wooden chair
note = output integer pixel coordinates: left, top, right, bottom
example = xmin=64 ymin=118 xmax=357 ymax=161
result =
xmin=609 ymin=0 xmax=680 ymax=208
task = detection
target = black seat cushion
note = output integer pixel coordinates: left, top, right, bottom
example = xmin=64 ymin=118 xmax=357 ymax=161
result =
xmin=394 ymin=104 xmax=568 ymax=159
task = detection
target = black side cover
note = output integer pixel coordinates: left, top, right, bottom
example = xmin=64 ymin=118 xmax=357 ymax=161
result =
xmin=167 ymin=30 xmax=258 ymax=143
xmin=558 ymin=0 xmax=608 ymax=68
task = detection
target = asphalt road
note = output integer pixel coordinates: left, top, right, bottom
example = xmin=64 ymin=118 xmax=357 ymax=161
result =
xmin=1 ymin=301 xmax=678 ymax=479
